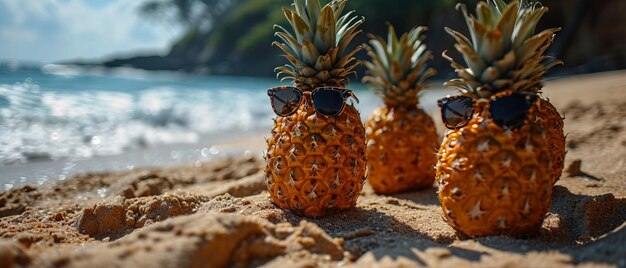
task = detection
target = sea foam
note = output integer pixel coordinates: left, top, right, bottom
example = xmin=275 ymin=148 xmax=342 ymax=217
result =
xmin=0 ymin=77 xmax=275 ymax=164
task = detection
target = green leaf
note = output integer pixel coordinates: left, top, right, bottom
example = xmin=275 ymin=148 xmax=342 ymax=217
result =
xmin=477 ymin=2 xmax=496 ymax=28
xmin=496 ymin=0 xmax=518 ymax=49
xmin=387 ymin=24 xmax=399 ymax=59
xmin=516 ymin=28 xmax=557 ymax=64
xmin=490 ymin=0 xmax=509 ymax=15
xmin=275 ymin=31 xmax=301 ymax=57
xmin=445 ymin=27 xmax=472 ymax=48
xmin=332 ymin=0 xmax=347 ymax=21
xmin=314 ymin=5 xmax=335 ymax=53
xmin=274 ymin=41 xmax=298 ymax=59
xmin=293 ymin=0 xmax=310 ymax=26
xmin=469 ymin=16 xmax=487 ymax=50
xmin=306 ymin=0 xmax=322 ymax=26
xmin=292 ymin=11 xmax=313 ymax=41
xmin=513 ymin=6 xmax=547 ymax=47
xmin=369 ymin=36 xmax=390 ymax=69
xmin=457 ymin=3 xmax=479 ymax=50
xmin=301 ymin=39 xmax=321 ymax=65
xmin=480 ymin=29 xmax=504 ymax=63
xmin=336 ymin=19 xmax=362 ymax=52
xmin=455 ymin=44 xmax=486 ymax=77
xmin=336 ymin=14 xmax=361 ymax=42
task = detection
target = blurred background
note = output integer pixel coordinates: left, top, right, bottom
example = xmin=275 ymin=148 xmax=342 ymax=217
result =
xmin=134 ymin=0 xmax=622 ymax=76
xmin=1 ymin=0 xmax=625 ymax=188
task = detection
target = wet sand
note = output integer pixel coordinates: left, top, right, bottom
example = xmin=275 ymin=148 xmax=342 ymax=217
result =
xmin=1 ymin=70 xmax=625 ymax=267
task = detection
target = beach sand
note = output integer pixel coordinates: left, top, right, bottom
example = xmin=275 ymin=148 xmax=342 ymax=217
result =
xmin=1 ymin=70 xmax=625 ymax=267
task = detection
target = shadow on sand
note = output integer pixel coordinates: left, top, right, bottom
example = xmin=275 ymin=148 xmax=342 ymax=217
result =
xmin=280 ymin=205 xmax=483 ymax=264
xmin=473 ymin=186 xmax=626 ymax=266
xmin=278 ymin=184 xmax=626 ymax=265
xmin=390 ymin=186 xmax=440 ymax=207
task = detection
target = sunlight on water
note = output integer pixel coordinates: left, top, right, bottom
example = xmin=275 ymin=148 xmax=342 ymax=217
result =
xmin=0 ymin=71 xmax=283 ymax=165
xmin=0 ymin=66 xmax=445 ymax=188
xmin=0 ymin=69 xmax=383 ymax=166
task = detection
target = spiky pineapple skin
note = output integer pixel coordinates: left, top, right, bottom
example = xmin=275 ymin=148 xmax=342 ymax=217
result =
xmin=531 ymin=98 xmax=565 ymax=184
xmin=436 ymin=111 xmax=553 ymax=237
xmin=366 ymin=106 xmax=438 ymax=194
xmin=265 ymin=97 xmax=366 ymax=217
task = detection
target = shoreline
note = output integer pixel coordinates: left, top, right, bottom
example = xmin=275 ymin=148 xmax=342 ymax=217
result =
xmin=0 ymin=129 xmax=267 ymax=190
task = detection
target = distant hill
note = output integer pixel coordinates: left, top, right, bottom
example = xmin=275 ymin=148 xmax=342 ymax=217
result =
xmin=98 ymin=0 xmax=626 ymax=78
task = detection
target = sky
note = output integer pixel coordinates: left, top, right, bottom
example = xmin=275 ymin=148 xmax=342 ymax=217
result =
xmin=0 ymin=0 xmax=182 ymax=63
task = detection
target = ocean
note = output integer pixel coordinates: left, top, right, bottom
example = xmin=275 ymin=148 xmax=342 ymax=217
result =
xmin=0 ymin=64 xmax=449 ymax=189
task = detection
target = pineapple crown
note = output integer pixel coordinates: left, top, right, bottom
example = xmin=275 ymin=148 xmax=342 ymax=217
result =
xmin=363 ymin=24 xmax=437 ymax=107
xmin=273 ymin=0 xmax=364 ymax=91
xmin=443 ymin=0 xmax=562 ymax=99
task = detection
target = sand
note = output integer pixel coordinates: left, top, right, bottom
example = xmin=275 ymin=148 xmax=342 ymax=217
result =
xmin=1 ymin=70 xmax=626 ymax=267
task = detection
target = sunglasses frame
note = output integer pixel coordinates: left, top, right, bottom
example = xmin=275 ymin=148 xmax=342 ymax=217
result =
xmin=437 ymin=91 xmax=538 ymax=130
xmin=437 ymin=95 xmax=474 ymax=129
xmin=267 ymin=86 xmax=359 ymax=118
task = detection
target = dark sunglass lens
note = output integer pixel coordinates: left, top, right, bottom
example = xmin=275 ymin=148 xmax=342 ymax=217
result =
xmin=312 ymin=89 xmax=344 ymax=117
xmin=271 ymin=87 xmax=301 ymax=116
xmin=490 ymin=93 xmax=537 ymax=129
xmin=441 ymin=96 xmax=473 ymax=129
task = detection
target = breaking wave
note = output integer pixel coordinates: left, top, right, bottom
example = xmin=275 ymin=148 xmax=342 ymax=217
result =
xmin=0 ymin=75 xmax=275 ymax=164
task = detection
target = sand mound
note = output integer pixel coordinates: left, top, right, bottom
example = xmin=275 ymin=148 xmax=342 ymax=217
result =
xmin=11 ymin=213 xmax=347 ymax=268
xmin=563 ymin=100 xmax=626 ymax=150
xmin=75 ymin=193 xmax=207 ymax=240
xmin=0 ymin=207 xmax=93 ymax=250
xmin=550 ymin=187 xmax=626 ymax=241
xmin=0 ymin=186 xmax=39 ymax=218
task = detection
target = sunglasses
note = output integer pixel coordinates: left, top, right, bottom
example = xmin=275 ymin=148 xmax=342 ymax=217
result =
xmin=267 ymin=86 xmax=359 ymax=118
xmin=438 ymin=92 xmax=538 ymax=130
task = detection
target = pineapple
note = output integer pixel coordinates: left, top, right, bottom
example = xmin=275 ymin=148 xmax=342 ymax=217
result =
xmin=264 ymin=0 xmax=367 ymax=217
xmin=437 ymin=0 xmax=564 ymax=237
xmin=531 ymin=98 xmax=565 ymax=184
xmin=444 ymin=0 xmax=565 ymax=184
xmin=362 ymin=25 xmax=439 ymax=194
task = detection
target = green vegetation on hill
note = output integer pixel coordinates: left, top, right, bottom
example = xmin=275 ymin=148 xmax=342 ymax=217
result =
xmin=133 ymin=0 xmax=461 ymax=75
xmin=106 ymin=0 xmax=625 ymax=77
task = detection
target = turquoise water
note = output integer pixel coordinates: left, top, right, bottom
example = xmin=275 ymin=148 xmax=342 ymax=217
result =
xmin=0 ymin=66 xmax=272 ymax=164
xmin=0 ymin=65 xmax=385 ymax=165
